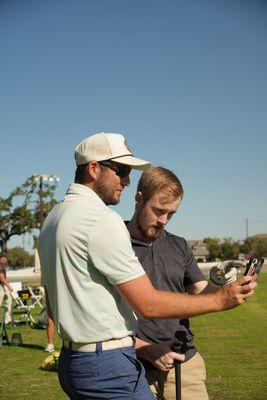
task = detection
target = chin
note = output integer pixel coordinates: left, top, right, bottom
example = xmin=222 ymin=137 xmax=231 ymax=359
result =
xmin=104 ymin=196 xmax=120 ymax=206
xmin=111 ymin=196 xmax=121 ymax=205
xmin=145 ymin=230 xmax=158 ymax=240
xmin=149 ymin=228 xmax=162 ymax=239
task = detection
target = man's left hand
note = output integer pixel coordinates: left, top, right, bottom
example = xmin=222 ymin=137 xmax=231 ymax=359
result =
xmin=209 ymin=260 xmax=245 ymax=287
xmin=137 ymin=338 xmax=185 ymax=371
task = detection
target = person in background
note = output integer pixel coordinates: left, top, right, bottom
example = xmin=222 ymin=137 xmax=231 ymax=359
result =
xmin=40 ymin=277 xmax=55 ymax=352
xmin=127 ymin=166 xmax=245 ymax=400
xmin=44 ymin=314 xmax=55 ymax=352
xmin=0 ymin=253 xmax=13 ymax=325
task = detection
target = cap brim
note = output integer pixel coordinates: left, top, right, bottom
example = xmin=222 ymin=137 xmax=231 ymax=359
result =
xmin=110 ymin=155 xmax=151 ymax=171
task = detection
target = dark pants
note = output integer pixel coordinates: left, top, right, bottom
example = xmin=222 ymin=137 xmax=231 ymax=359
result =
xmin=58 ymin=344 xmax=155 ymax=399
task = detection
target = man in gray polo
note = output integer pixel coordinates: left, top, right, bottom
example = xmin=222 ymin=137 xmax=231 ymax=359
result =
xmin=38 ymin=132 xmax=256 ymax=400
xmin=127 ymin=166 xmax=245 ymax=400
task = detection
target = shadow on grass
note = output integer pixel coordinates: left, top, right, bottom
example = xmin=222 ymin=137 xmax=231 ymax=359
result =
xmin=38 ymin=369 xmax=58 ymax=373
xmin=5 ymin=343 xmax=45 ymax=350
xmin=21 ymin=343 xmax=45 ymax=350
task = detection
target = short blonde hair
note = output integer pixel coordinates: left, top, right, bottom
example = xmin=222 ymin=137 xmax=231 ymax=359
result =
xmin=137 ymin=167 xmax=184 ymax=203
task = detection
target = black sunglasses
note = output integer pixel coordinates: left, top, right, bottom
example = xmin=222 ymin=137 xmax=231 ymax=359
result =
xmin=99 ymin=161 xmax=131 ymax=179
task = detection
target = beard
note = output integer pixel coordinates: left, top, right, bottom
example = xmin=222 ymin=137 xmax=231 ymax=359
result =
xmin=136 ymin=214 xmax=163 ymax=241
xmin=95 ymin=178 xmax=121 ymax=206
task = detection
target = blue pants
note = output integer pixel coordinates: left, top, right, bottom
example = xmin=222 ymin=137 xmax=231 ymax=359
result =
xmin=58 ymin=344 xmax=155 ymax=399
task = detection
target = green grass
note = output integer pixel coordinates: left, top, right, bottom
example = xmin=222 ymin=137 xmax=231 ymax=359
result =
xmin=191 ymin=273 xmax=267 ymax=400
xmin=0 ymin=274 xmax=266 ymax=400
xmin=0 ymin=311 xmax=67 ymax=400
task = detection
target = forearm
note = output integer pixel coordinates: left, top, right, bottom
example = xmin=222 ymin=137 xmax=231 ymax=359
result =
xmin=199 ymin=282 xmax=220 ymax=294
xmin=118 ymin=275 xmax=220 ymax=319
xmin=146 ymin=289 xmax=223 ymax=319
xmin=135 ymin=337 xmax=151 ymax=359
xmin=0 ymin=276 xmax=12 ymax=291
xmin=117 ymin=274 xmax=256 ymax=320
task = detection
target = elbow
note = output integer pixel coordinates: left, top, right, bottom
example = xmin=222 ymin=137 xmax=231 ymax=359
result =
xmin=134 ymin=302 xmax=159 ymax=319
xmin=137 ymin=309 xmax=155 ymax=319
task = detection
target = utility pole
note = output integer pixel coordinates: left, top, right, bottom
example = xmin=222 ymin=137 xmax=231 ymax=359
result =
xmin=245 ymin=217 xmax=249 ymax=239
xmin=34 ymin=174 xmax=60 ymax=228
xmin=39 ymin=175 xmax=44 ymax=227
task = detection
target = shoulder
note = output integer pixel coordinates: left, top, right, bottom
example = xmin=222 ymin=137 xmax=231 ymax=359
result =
xmin=163 ymin=231 xmax=188 ymax=252
xmin=99 ymin=207 xmax=125 ymax=226
xmin=93 ymin=207 xmax=130 ymax=242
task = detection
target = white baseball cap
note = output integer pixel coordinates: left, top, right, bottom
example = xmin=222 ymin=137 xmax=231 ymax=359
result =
xmin=74 ymin=132 xmax=151 ymax=170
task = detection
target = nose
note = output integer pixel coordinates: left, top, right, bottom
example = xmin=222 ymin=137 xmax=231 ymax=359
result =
xmin=157 ymin=214 xmax=169 ymax=226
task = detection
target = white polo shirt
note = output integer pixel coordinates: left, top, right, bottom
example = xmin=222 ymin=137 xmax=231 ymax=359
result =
xmin=39 ymin=183 xmax=145 ymax=343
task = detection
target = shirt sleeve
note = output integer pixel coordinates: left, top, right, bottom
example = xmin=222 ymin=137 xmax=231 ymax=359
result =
xmin=183 ymin=239 xmax=205 ymax=286
xmin=88 ymin=210 xmax=145 ymax=285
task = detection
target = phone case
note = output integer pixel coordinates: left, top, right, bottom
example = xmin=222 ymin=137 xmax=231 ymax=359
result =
xmin=244 ymin=258 xmax=264 ymax=281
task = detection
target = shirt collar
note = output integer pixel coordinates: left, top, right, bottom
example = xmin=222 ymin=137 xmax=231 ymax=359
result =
xmin=66 ymin=183 xmax=105 ymax=206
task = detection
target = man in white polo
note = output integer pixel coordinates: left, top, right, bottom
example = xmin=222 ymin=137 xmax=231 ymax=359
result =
xmin=38 ymin=132 xmax=256 ymax=400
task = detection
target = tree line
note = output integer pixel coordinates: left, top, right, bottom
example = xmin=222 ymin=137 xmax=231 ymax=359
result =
xmin=1 ymin=177 xmax=266 ymax=268
xmin=203 ymin=236 xmax=267 ymax=261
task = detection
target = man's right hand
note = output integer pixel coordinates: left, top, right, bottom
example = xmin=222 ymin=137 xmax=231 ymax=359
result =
xmin=215 ymin=275 xmax=257 ymax=311
xmin=209 ymin=260 xmax=245 ymax=287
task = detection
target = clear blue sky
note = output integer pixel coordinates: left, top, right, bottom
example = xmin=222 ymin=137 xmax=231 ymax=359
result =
xmin=1 ymin=0 xmax=266 ymax=251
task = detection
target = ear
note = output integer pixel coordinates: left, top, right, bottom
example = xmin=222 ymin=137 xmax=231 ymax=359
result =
xmin=135 ymin=191 xmax=143 ymax=206
xmin=87 ymin=161 xmax=101 ymax=181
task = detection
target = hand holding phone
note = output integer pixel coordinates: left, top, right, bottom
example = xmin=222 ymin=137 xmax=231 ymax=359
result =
xmin=243 ymin=257 xmax=264 ymax=282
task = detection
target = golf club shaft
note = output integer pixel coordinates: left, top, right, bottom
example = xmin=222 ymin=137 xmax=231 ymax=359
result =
xmin=174 ymin=360 xmax=181 ymax=400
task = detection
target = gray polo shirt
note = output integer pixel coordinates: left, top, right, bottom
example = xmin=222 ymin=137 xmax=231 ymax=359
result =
xmin=130 ymin=229 xmax=205 ymax=362
xmin=39 ymin=183 xmax=145 ymax=343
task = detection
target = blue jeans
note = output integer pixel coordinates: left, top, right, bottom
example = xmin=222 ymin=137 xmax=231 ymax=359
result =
xmin=58 ymin=344 xmax=155 ymax=399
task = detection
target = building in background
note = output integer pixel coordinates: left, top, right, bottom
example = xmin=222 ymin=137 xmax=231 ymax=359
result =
xmin=187 ymin=240 xmax=209 ymax=262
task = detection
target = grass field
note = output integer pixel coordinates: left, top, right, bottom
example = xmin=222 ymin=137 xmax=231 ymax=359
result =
xmin=191 ymin=273 xmax=267 ymax=400
xmin=0 ymin=274 xmax=266 ymax=400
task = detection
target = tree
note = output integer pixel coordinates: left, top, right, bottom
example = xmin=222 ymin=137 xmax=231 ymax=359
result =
xmin=7 ymin=247 xmax=34 ymax=268
xmin=203 ymin=237 xmax=221 ymax=260
xmin=0 ymin=192 xmax=35 ymax=255
xmin=0 ymin=175 xmax=58 ymax=254
xmin=220 ymin=238 xmax=241 ymax=260
xmin=28 ymin=175 xmax=58 ymax=229
xmin=241 ymin=236 xmax=267 ymax=258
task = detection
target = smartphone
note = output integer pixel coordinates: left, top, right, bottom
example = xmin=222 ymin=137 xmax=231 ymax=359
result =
xmin=244 ymin=257 xmax=264 ymax=281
